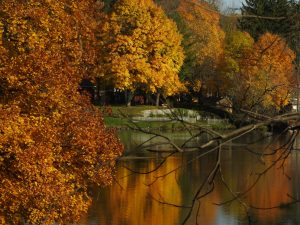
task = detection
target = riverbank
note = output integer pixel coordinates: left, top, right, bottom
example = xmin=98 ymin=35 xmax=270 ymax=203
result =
xmin=102 ymin=105 xmax=235 ymax=131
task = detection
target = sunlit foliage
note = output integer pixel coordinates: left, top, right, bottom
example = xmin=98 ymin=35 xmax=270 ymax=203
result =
xmin=175 ymin=0 xmax=225 ymax=95
xmin=97 ymin=0 xmax=185 ymax=96
xmin=216 ymin=31 xmax=255 ymax=99
xmin=0 ymin=0 xmax=123 ymax=224
xmin=245 ymin=33 xmax=296 ymax=110
xmin=239 ymin=0 xmax=300 ymax=69
xmin=218 ymin=32 xmax=296 ymax=112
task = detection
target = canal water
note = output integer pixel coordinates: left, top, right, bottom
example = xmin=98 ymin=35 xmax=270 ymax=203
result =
xmin=77 ymin=130 xmax=300 ymax=225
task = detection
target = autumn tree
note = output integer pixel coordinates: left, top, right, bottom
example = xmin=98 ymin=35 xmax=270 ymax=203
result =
xmin=166 ymin=0 xmax=225 ymax=99
xmin=97 ymin=0 xmax=185 ymax=106
xmin=218 ymin=32 xmax=296 ymax=113
xmin=216 ymin=31 xmax=254 ymax=99
xmin=0 ymin=0 xmax=123 ymax=224
xmin=246 ymin=33 xmax=296 ymax=111
xmin=238 ymin=0 xmax=300 ymax=62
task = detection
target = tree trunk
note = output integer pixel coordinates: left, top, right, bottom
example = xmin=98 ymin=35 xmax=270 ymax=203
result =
xmin=96 ymin=78 xmax=100 ymax=101
xmin=166 ymin=97 xmax=173 ymax=107
xmin=156 ymin=92 xmax=160 ymax=107
xmin=96 ymin=77 xmax=106 ymax=105
xmin=145 ymin=93 xmax=150 ymax=105
xmin=126 ymin=90 xmax=134 ymax=107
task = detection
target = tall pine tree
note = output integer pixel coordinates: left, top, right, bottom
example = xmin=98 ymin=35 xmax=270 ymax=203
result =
xmin=239 ymin=0 xmax=300 ymax=63
xmin=287 ymin=1 xmax=300 ymax=62
xmin=238 ymin=0 xmax=292 ymax=40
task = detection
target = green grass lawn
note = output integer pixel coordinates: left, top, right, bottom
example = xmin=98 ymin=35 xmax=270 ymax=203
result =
xmin=101 ymin=105 xmax=235 ymax=130
xmin=105 ymin=105 xmax=161 ymax=117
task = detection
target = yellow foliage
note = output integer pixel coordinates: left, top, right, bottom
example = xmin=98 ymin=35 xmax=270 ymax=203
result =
xmin=192 ymin=80 xmax=202 ymax=92
xmin=175 ymin=0 xmax=225 ymax=93
xmin=97 ymin=0 xmax=185 ymax=96
xmin=0 ymin=0 xmax=123 ymax=224
xmin=216 ymin=31 xmax=254 ymax=95
xmin=248 ymin=33 xmax=296 ymax=109
xmin=218 ymin=31 xmax=296 ymax=111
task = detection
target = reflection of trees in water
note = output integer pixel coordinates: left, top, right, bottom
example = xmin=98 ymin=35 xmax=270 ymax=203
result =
xmin=218 ymin=138 xmax=293 ymax=225
xmin=82 ymin=159 xmax=182 ymax=225
xmin=177 ymin=134 xmax=298 ymax=225
xmin=81 ymin=124 xmax=300 ymax=225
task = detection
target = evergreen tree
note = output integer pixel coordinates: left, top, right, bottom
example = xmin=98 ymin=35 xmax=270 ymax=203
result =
xmin=239 ymin=0 xmax=300 ymax=65
xmin=287 ymin=1 xmax=300 ymax=62
xmin=238 ymin=0 xmax=292 ymax=40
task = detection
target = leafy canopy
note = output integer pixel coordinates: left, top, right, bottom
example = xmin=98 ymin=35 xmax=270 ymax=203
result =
xmin=238 ymin=0 xmax=300 ymax=62
xmin=97 ymin=0 xmax=185 ymax=96
xmin=0 ymin=0 xmax=123 ymax=224
xmin=173 ymin=0 xmax=225 ymax=94
xmin=218 ymin=32 xmax=296 ymax=112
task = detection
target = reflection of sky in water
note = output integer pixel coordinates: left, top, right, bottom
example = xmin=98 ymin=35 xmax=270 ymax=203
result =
xmin=216 ymin=208 xmax=238 ymax=225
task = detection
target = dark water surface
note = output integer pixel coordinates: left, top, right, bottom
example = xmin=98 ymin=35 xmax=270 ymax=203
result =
xmin=78 ymin=131 xmax=300 ymax=225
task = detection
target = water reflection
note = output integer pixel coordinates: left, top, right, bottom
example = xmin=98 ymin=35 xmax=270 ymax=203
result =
xmin=80 ymin=158 xmax=182 ymax=225
xmin=78 ymin=131 xmax=300 ymax=225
